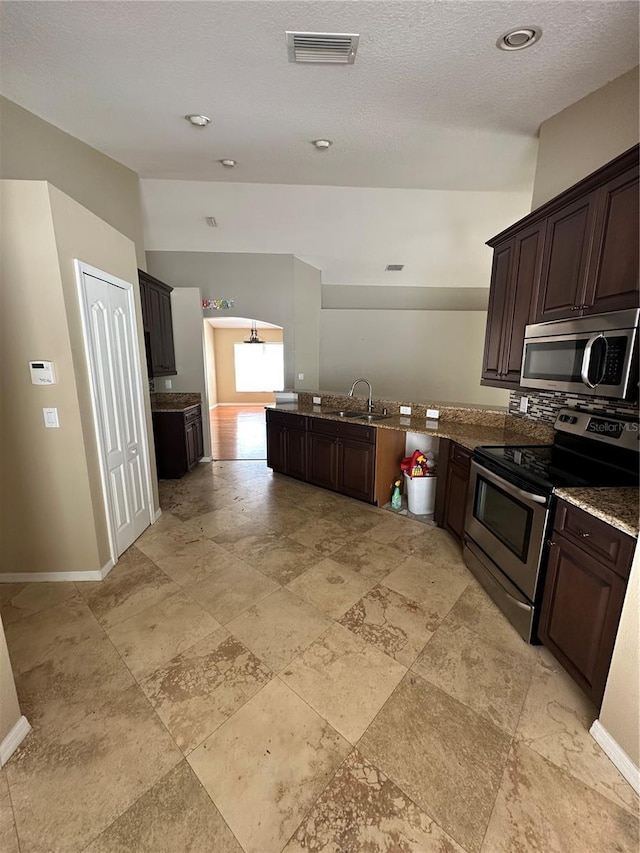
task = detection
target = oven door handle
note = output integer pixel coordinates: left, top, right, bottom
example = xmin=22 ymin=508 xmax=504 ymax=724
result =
xmin=581 ymin=333 xmax=605 ymax=389
xmin=509 ymin=484 xmax=548 ymax=505
xmin=473 ymin=461 xmax=548 ymax=505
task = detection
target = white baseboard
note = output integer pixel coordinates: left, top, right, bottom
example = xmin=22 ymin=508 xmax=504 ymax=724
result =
xmin=0 ymin=558 xmax=115 ymax=584
xmin=0 ymin=716 xmax=31 ymax=766
xmin=154 ymin=507 xmax=163 ymax=522
xmin=590 ymin=719 xmax=640 ymax=794
xmin=199 ymin=456 xmax=213 ymax=463
xmin=209 ymin=404 xmax=218 ymax=410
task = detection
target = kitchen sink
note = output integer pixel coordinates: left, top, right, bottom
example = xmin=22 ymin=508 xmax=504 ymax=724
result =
xmin=328 ymin=411 xmax=390 ymax=422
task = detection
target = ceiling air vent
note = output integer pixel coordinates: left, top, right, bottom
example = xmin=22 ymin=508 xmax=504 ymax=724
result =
xmin=286 ymin=31 xmax=359 ymax=64
xmin=386 ymin=264 xmax=404 ymax=272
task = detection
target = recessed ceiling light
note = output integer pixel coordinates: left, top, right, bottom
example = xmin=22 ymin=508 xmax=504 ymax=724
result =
xmin=219 ymin=159 xmax=237 ymax=168
xmin=205 ymin=217 xmax=217 ymax=227
xmin=386 ymin=264 xmax=404 ymax=271
xmin=312 ymin=139 xmax=333 ymax=150
xmin=185 ymin=114 xmax=211 ymax=126
xmin=496 ymin=26 xmax=542 ymax=51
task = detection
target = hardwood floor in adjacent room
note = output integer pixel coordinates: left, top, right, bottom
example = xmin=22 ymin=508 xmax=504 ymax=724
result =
xmin=209 ymin=406 xmax=267 ymax=461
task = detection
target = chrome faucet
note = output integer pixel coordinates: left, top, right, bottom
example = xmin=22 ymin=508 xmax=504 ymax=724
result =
xmin=348 ymin=378 xmax=374 ymax=412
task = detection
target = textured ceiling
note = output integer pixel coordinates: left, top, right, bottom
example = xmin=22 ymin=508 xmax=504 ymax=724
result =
xmin=1 ymin=1 xmax=637 ymax=190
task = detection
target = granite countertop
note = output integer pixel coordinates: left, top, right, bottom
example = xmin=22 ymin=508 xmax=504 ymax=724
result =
xmin=269 ymin=403 xmax=550 ymax=451
xmin=151 ymin=392 xmax=202 ymax=413
xmin=152 ymin=402 xmax=201 ymax=413
xmin=554 ymin=487 xmax=639 ymax=539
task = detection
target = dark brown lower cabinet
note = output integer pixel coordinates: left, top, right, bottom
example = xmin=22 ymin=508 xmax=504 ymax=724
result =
xmin=267 ymin=411 xmax=377 ymax=504
xmin=539 ymin=499 xmax=635 ymax=707
xmin=339 ymin=437 xmax=376 ymax=503
xmin=152 ymin=405 xmax=204 ymax=479
xmin=434 ymin=439 xmax=472 ymax=544
xmin=265 ymin=409 xmax=308 ymax=481
xmin=306 ymin=419 xmax=376 ymax=504
xmin=306 ymin=431 xmax=339 ymax=491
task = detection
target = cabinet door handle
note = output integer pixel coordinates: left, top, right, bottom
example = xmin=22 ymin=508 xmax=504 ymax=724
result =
xmin=546 ymin=539 xmax=556 ymax=547
xmin=579 ymin=531 xmax=591 ymax=538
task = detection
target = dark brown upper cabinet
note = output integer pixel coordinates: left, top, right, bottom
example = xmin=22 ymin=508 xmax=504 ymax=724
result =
xmin=482 ymin=221 xmax=545 ymax=389
xmin=535 ymin=191 xmax=599 ymax=322
xmin=583 ymin=163 xmax=640 ymax=315
xmin=138 ymin=270 xmax=177 ymax=377
xmin=482 ymin=145 xmax=639 ymax=390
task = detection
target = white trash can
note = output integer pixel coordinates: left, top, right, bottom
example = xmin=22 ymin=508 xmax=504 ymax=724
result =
xmin=404 ymin=473 xmax=437 ymax=515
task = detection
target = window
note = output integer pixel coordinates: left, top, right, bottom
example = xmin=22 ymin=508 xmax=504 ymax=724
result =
xmin=234 ymin=342 xmax=284 ymax=392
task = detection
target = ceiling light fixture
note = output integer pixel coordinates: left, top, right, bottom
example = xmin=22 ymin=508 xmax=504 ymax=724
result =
xmin=496 ymin=26 xmax=542 ymax=51
xmin=205 ymin=217 xmax=217 ymax=227
xmin=185 ymin=114 xmax=211 ymax=126
xmin=312 ymin=139 xmax=333 ymax=151
xmin=244 ymin=321 xmax=265 ymax=344
xmin=219 ymin=159 xmax=237 ymax=168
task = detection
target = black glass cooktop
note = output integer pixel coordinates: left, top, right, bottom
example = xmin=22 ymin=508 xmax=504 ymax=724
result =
xmin=475 ymin=442 xmax=639 ymax=494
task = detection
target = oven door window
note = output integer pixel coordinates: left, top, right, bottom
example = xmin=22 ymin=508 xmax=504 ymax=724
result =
xmin=522 ymin=338 xmax=588 ymax=382
xmin=473 ymin=476 xmax=533 ymax=562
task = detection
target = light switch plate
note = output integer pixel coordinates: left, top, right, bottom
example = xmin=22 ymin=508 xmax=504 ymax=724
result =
xmin=43 ymin=407 xmax=59 ymax=428
xmin=298 ymin=373 xmax=304 ymax=381
xmin=313 ymin=396 xmax=321 ymax=405
xmin=426 ymin=408 xmax=440 ymax=419
xmin=164 ymin=379 xmax=172 ymax=389
xmin=399 ymin=416 xmax=411 ymax=426
xmin=519 ymin=396 xmax=529 ymax=413
xmin=400 ymin=405 xmax=412 ymax=415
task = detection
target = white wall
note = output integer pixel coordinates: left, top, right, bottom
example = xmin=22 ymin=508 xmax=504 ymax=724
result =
xmin=168 ymin=288 xmax=212 ymax=459
xmin=147 ymin=252 xmax=296 ymax=388
xmin=532 ymin=67 xmax=639 ymax=209
xmin=319 ymin=309 xmax=509 ymax=407
xmin=141 ymin=180 xmax=532 ymax=288
xmin=1 ymin=96 xmax=146 ymax=266
xmin=203 ymin=321 xmax=218 ymax=408
xmin=293 ymin=258 xmax=321 ymax=390
xmin=0 ymin=617 xmax=22 ymax=752
xmin=1 ymin=180 xmax=157 ymax=578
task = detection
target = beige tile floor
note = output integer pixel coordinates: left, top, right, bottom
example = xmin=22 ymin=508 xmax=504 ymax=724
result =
xmin=1 ymin=460 xmax=638 ymax=853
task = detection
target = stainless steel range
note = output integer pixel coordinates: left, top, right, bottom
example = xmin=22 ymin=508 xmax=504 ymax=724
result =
xmin=463 ymin=408 xmax=639 ymax=643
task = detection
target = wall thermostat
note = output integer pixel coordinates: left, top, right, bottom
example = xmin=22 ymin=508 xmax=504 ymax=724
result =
xmin=29 ymin=361 xmax=56 ymax=385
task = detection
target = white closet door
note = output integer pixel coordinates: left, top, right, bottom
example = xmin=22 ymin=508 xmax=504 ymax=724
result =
xmin=83 ymin=272 xmax=150 ymax=555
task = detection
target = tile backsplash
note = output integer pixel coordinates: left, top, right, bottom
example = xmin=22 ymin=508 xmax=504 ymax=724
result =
xmin=509 ymin=390 xmax=639 ymax=426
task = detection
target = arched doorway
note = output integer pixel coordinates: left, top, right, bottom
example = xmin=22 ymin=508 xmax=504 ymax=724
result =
xmin=203 ymin=317 xmax=284 ymax=460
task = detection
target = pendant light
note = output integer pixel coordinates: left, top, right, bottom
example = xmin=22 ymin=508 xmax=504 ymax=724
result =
xmin=244 ymin=321 xmax=265 ymax=344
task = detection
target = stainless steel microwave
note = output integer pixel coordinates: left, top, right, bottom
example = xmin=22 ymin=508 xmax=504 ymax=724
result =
xmin=520 ymin=309 xmax=639 ymax=400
